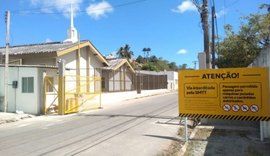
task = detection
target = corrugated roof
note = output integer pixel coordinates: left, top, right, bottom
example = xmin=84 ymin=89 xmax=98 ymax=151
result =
xmin=103 ymin=59 xmax=125 ymax=70
xmin=103 ymin=58 xmax=135 ymax=73
xmin=0 ymin=41 xmax=88 ymax=55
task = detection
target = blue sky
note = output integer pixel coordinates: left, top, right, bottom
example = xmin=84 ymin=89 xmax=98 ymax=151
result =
xmin=0 ymin=0 xmax=269 ymax=68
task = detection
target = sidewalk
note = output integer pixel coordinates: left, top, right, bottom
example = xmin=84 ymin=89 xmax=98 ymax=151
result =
xmin=102 ymin=89 xmax=172 ymax=106
xmin=0 ymin=89 xmax=174 ymax=125
xmin=0 ymin=111 xmax=34 ymax=125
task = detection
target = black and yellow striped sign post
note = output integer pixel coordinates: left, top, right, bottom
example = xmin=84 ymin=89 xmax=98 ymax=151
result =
xmin=178 ymin=67 xmax=270 ymax=121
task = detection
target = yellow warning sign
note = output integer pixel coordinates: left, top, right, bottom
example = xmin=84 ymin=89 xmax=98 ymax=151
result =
xmin=178 ymin=68 xmax=270 ymax=121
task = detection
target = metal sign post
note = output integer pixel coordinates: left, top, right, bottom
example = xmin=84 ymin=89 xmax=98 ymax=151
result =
xmin=260 ymin=121 xmax=264 ymax=142
xmin=184 ymin=117 xmax=188 ymax=142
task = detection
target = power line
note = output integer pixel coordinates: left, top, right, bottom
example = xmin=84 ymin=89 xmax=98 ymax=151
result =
xmin=211 ymin=0 xmax=215 ymax=69
xmin=215 ymin=6 xmax=220 ymax=65
xmin=210 ymin=0 xmax=221 ymax=68
xmin=12 ymin=0 xmax=149 ymax=15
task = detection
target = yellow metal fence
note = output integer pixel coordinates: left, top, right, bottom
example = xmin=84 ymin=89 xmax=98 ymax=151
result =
xmin=44 ymin=75 xmax=102 ymax=115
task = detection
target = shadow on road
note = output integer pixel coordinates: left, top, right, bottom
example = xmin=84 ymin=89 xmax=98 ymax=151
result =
xmin=143 ymin=134 xmax=181 ymax=142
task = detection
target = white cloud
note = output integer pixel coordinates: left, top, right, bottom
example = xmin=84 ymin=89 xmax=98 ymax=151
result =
xmin=177 ymin=49 xmax=188 ymax=54
xmin=86 ymin=1 xmax=113 ymax=20
xmin=29 ymin=0 xmax=82 ymax=18
xmin=172 ymin=0 xmax=197 ymax=13
xmin=216 ymin=9 xmax=226 ymax=18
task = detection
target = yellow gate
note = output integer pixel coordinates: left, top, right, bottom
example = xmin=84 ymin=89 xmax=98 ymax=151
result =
xmin=44 ymin=76 xmax=59 ymax=114
xmin=60 ymin=75 xmax=102 ymax=114
xmin=44 ymin=75 xmax=102 ymax=115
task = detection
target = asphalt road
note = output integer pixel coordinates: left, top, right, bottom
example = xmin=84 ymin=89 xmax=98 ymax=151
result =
xmin=0 ymin=92 xmax=179 ymax=156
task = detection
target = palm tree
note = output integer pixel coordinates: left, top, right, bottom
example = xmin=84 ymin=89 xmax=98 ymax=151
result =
xmin=142 ymin=48 xmax=151 ymax=61
xmin=117 ymin=44 xmax=134 ymax=60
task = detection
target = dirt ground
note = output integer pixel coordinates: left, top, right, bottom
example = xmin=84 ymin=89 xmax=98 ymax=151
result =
xmin=183 ymin=126 xmax=270 ymax=156
xmin=158 ymin=120 xmax=270 ymax=156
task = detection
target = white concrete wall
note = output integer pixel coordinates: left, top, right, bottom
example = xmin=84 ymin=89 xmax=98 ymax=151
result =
xmin=166 ymin=71 xmax=178 ymax=90
xmin=80 ymin=47 xmax=88 ymax=76
xmin=89 ymin=51 xmax=103 ymax=76
xmin=58 ymin=51 xmax=77 ymax=75
xmin=250 ymin=45 xmax=270 ymax=138
xmin=57 ymin=47 xmax=104 ymax=75
xmin=0 ymin=67 xmax=42 ymax=115
xmin=58 ymin=52 xmax=77 ymax=92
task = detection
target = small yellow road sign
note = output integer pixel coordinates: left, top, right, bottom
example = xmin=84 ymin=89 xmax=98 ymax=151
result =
xmin=178 ymin=68 xmax=270 ymax=121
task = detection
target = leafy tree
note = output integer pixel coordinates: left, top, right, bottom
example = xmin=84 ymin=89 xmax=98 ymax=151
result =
xmin=168 ymin=62 xmax=178 ymax=71
xmin=141 ymin=63 xmax=158 ymax=71
xmin=136 ymin=55 xmax=144 ymax=63
xmin=117 ymin=44 xmax=134 ymax=60
xmin=149 ymin=55 xmax=158 ymax=63
xmin=136 ymin=52 xmax=188 ymax=71
xmin=179 ymin=64 xmax=188 ymax=70
xmin=242 ymin=6 xmax=270 ymax=47
xmin=156 ymin=59 xmax=170 ymax=71
xmin=216 ymin=7 xmax=270 ymax=68
xmin=217 ymin=25 xmax=261 ymax=68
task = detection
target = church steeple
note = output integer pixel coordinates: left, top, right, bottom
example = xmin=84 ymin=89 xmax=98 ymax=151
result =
xmin=64 ymin=3 xmax=78 ymax=43
xmin=70 ymin=3 xmax=74 ymax=29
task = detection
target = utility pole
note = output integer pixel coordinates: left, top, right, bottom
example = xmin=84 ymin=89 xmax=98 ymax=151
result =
xmin=192 ymin=61 xmax=198 ymax=70
xmin=202 ymin=0 xmax=210 ymax=69
xmin=211 ymin=5 xmax=215 ymax=69
xmin=192 ymin=0 xmax=210 ymax=69
xmin=4 ymin=10 xmax=10 ymax=112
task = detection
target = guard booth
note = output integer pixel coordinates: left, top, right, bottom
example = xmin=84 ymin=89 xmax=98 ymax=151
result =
xmin=0 ymin=65 xmax=57 ymax=115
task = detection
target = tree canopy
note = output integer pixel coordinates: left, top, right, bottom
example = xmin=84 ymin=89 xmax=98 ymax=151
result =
xmin=117 ymin=45 xmax=192 ymax=71
xmin=136 ymin=55 xmax=190 ymax=71
xmin=216 ymin=7 xmax=270 ymax=68
xmin=116 ymin=44 xmax=134 ymax=60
